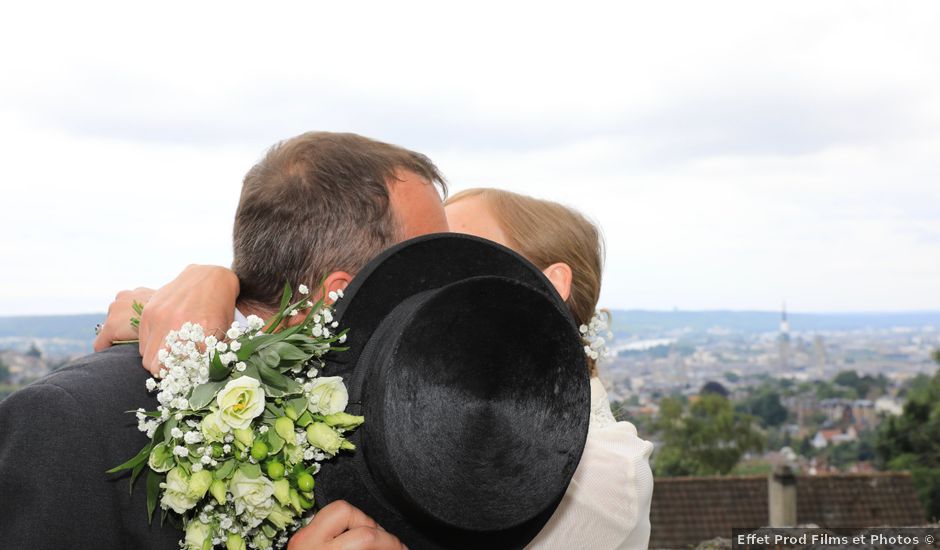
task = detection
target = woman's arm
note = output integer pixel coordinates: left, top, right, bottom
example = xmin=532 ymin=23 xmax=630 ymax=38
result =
xmin=93 ymin=265 xmax=240 ymax=375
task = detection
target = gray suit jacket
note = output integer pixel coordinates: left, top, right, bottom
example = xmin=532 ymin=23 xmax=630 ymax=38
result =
xmin=0 ymin=345 xmax=183 ymax=549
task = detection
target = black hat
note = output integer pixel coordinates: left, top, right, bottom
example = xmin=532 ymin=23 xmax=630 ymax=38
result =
xmin=316 ymin=233 xmax=590 ymax=549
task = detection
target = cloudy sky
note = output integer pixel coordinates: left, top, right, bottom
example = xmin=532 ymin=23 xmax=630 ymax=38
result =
xmin=1 ymin=1 xmax=938 ymax=315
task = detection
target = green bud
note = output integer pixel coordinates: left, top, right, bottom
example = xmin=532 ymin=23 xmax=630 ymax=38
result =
xmin=266 ymin=504 xmax=296 ymax=530
xmin=209 ymin=479 xmax=227 ymax=504
xmin=285 ymin=405 xmax=298 ymax=421
xmin=296 ymin=472 xmax=315 ymax=492
xmin=289 ymin=488 xmax=303 ymax=513
xmin=321 ymin=412 xmax=365 ymax=430
xmin=187 ymin=470 xmax=213 ymax=500
xmin=298 ymin=491 xmax=314 ymax=510
xmin=275 ymin=417 xmax=295 ymax=442
xmin=266 ymin=461 xmax=285 ymax=480
xmin=306 ymin=422 xmax=343 ymax=455
xmin=211 ymin=443 xmax=223 ymax=458
xmin=340 ymin=439 xmax=356 ymax=451
xmin=233 ymin=428 xmax=254 ymax=448
xmin=296 ymin=410 xmax=313 ymax=427
xmin=226 ymin=533 xmax=246 ymax=550
xmin=273 ymin=478 xmax=291 ymax=506
xmin=250 ymin=440 xmax=269 ymax=461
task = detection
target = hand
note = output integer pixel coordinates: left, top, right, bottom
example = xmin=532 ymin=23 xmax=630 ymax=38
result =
xmin=135 ymin=264 xmax=240 ymax=375
xmin=287 ymin=500 xmax=406 ymax=550
xmin=93 ymin=287 xmax=155 ymax=351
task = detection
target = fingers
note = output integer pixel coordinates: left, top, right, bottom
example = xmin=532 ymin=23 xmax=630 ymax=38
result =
xmin=292 ymin=500 xmax=378 ymax=546
xmin=287 ymin=500 xmax=406 ymax=550
xmin=330 ymin=527 xmax=406 ymax=550
xmin=93 ymin=289 xmax=152 ymax=352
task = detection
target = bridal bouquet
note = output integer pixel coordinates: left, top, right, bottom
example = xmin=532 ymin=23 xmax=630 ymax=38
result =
xmin=110 ymin=284 xmax=363 ymax=550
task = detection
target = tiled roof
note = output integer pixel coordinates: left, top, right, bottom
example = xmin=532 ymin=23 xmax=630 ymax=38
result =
xmin=649 ymin=473 xmax=926 ymax=549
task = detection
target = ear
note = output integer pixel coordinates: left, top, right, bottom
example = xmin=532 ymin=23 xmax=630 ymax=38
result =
xmin=321 ymin=271 xmax=352 ymax=304
xmin=284 ymin=271 xmax=352 ymax=327
xmin=542 ymin=262 xmax=572 ymax=301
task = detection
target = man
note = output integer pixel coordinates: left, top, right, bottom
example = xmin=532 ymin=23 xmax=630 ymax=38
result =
xmin=0 ymin=132 xmax=447 ymax=549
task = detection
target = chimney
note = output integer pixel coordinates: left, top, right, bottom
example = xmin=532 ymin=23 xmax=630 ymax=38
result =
xmin=768 ymin=464 xmax=797 ymax=526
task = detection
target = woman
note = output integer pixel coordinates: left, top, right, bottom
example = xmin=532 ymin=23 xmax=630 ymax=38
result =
xmin=97 ymin=189 xmax=654 ymax=549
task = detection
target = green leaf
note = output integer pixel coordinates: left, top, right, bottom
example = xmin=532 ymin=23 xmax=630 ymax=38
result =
xmin=259 ymin=347 xmax=280 ymax=368
xmin=163 ymin=417 xmax=178 ymax=445
xmin=265 ymin=402 xmax=286 ymax=417
xmin=287 ymin=397 xmax=309 ymax=419
xmin=209 ymin=350 xmax=230 ymax=381
xmin=130 ymin=457 xmax=147 ymax=492
xmin=266 ymin=428 xmax=285 ymax=455
xmin=189 ymin=380 xmax=227 ymax=410
xmin=214 ymin=459 xmax=236 ymax=480
xmin=269 ymin=342 xmax=310 ymax=362
xmin=107 ymin=442 xmax=152 ymax=474
xmin=279 ymin=282 xmax=293 ymax=312
xmin=146 ymin=470 xmax=163 ymax=524
xmin=238 ymin=462 xmax=262 ymax=479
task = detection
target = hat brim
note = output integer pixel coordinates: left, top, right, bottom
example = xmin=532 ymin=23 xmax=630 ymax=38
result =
xmin=315 ymin=233 xmax=590 ymax=549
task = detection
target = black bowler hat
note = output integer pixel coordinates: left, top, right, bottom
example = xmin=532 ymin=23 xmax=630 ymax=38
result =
xmin=316 ymin=233 xmax=590 ymax=549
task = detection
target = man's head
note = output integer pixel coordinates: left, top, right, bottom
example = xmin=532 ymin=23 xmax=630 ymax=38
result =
xmin=232 ymin=132 xmax=448 ymax=310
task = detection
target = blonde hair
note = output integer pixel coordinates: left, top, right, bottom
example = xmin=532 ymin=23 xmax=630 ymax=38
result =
xmin=445 ymin=188 xmax=605 ymax=376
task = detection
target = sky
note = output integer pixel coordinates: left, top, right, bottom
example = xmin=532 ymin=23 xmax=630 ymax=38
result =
xmin=0 ymin=1 xmax=938 ymax=315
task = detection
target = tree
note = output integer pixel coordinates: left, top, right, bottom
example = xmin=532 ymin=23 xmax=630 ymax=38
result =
xmin=877 ymin=354 xmax=940 ymax=518
xmin=0 ymin=358 xmax=9 ymax=384
xmin=737 ymin=389 xmax=788 ymax=427
xmin=653 ymin=394 xmax=765 ymax=476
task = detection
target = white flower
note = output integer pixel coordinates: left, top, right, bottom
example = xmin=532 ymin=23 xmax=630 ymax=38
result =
xmin=229 ymin=470 xmax=275 ymax=529
xmin=226 ymin=326 xmax=243 ymax=340
xmin=145 ymin=378 xmax=157 ymax=392
xmin=220 ymin=352 xmax=238 ymax=365
xmin=161 ymin=467 xmax=199 ymax=514
xmin=216 ymin=377 xmax=266 ymax=430
xmin=215 ymin=342 xmax=228 ymax=353
xmin=184 ymin=520 xmax=211 ymax=550
xmin=229 ymin=341 xmax=242 ymax=352
xmin=201 ymin=410 xmax=230 ymax=442
xmin=173 ymin=445 xmax=190 ymax=458
xmin=298 ymin=284 xmax=309 ymax=295
xmin=204 ymin=336 xmax=218 ymax=348
xmin=338 ymin=333 xmax=347 ymax=344
xmin=307 ymin=376 xmax=349 ymax=415
xmin=328 ymin=291 xmax=338 ymax=302
xmin=336 ymin=289 xmax=344 ymax=298
xmin=246 ymin=315 xmax=265 ymax=331
xmin=184 ymin=431 xmax=204 ymax=445
xmin=235 ymin=361 xmax=247 ymax=372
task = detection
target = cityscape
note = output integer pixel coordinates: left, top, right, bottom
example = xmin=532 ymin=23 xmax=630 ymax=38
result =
xmin=2 ymin=307 xmax=940 ymax=545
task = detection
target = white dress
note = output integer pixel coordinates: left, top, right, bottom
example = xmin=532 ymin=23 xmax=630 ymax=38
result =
xmin=527 ymin=377 xmax=655 ymax=550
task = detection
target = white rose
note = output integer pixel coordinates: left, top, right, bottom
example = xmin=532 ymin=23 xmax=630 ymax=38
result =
xmin=307 ymin=376 xmax=348 ymax=415
xmin=200 ymin=410 xmax=230 ymax=442
xmin=229 ymin=470 xmax=275 ymax=528
xmin=216 ymin=377 xmax=266 ymax=430
xmin=184 ymin=520 xmax=212 ymax=550
xmin=161 ymin=467 xmax=199 ymax=514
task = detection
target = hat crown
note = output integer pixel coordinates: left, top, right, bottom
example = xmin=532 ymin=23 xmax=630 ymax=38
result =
xmin=357 ymin=277 xmax=587 ymax=533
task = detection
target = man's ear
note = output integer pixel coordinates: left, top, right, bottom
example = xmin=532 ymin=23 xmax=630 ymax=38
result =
xmin=322 ymin=271 xmax=352 ymax=304
xmin=542 ymin=262 xmax=572 ymax=301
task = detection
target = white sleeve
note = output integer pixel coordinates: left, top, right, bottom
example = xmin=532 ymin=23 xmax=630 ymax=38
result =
xmin=526 ymin=420 xmax=654 ymax=550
